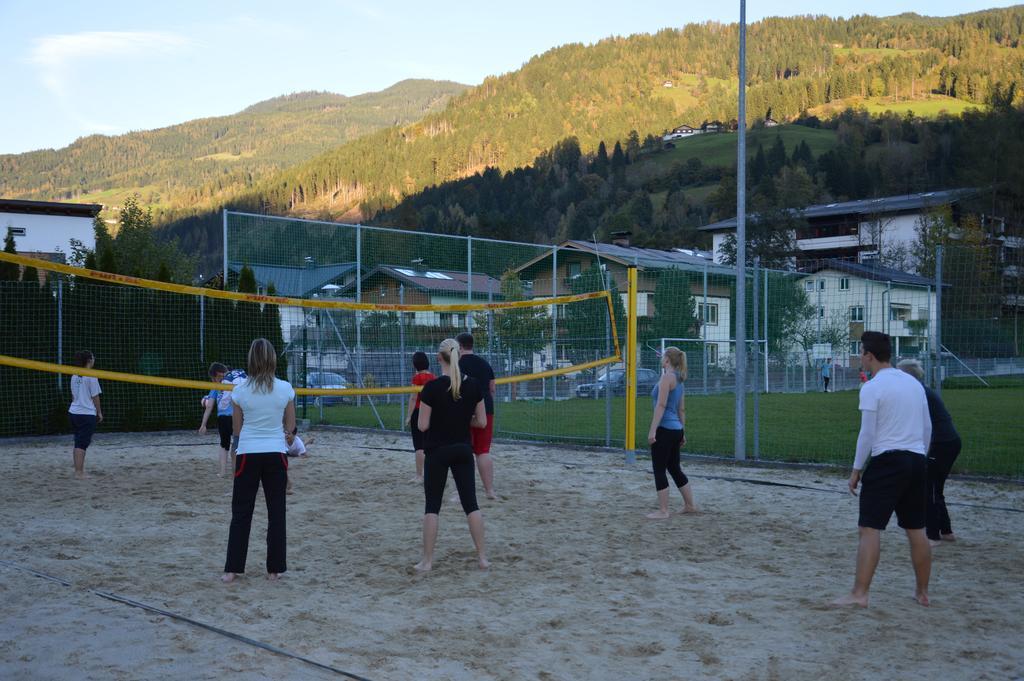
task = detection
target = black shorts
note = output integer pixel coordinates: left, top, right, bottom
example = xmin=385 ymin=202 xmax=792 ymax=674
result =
xmin=70 ymin=413 xmax=97 ymax=450
xmin=410 ymin=408 xmax=425 ymax=451
xmin=859 ymin=450 xmax=927 ymax=530
xmin=217 ymin=415 xmax=233 ymax=450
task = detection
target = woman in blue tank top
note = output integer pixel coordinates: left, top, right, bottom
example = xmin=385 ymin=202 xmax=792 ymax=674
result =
xmin=645 ymin=347 xmax=698 ymax=519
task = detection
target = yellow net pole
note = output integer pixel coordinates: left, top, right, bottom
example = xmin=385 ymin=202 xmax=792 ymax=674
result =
xmin=625 ymin=266 xmax=638 ymax=452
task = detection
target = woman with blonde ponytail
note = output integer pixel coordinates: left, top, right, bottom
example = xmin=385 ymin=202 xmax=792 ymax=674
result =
xmin=415 ymin=338 xmax=489 ymax=571
xmin=645 ymin=346 xmax=697 ymax=519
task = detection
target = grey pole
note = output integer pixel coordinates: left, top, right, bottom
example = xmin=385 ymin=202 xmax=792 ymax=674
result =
xmin=702 ymin=262 xmax=708 ymax=395
xmin=734 ymin=0 xmax=748 ymax=461
xmin=752 ymin=257 xmax=760 ymax=460
xmin=355 ymin=224 xmax=363 ymax=408
xmin=763 ymin=267 xmax=769 ymax=392
xmin=935 ymin=245 xmax=943 ymax=395
xmin=57 ymin=277 xmax=63 ymax=389
xmin=199 ymin=295 xmax=205 ymax=363
xmin=466 ymin=235 xmax=473 ymax=332
xmin=552 ymin=245 xmax=558 ymax=400
xmin=604 ymin=267 xmax=612 ymax=448
xmin=399 ymin=284 xmax=406 ymax=428
xmin=222 ymin=210 xmax=228 ymax=290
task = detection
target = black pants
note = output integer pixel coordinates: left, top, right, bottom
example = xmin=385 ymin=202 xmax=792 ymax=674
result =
xmin=423 ymin=443 xmax=479 ymax=515
xmin=927 ymin=437 xmax=962 ymax=541
xmin=651 ymin=427 xmax=688 ymax=492
xmin=823 ymin=376 xmax=831 ymax=392
xmin=225 ymin=453 xmax=288 ymax=574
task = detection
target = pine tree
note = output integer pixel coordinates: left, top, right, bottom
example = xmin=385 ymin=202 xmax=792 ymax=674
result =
xmin=0 ymin=232 xmax=19 ymax=281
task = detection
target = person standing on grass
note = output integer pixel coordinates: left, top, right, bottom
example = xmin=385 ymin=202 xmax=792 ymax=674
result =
xmin=68 ymin=350 xmax=102 ymax=480
xmin=645 ymin=347 xmax=697 ymax=519
xmin=822 ymin=358 xmax=833 ymax=392
xmin=833 ymin=332 xmax=932 ymax=608
xmin=415 ymin=338 xmax=489 ymax=572
xmin=404 ymin=351 xmax=436 ymax=483
xmin=456 ymin=332 xmax=497 ymax=499
xmin=223 ymin=338 xmax=296 ymax=583
xmin=897 ymin=359 xmax=962 ymax=548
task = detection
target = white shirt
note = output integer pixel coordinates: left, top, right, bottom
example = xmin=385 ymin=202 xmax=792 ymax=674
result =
xmin=69 ymin=375 xmax=102 ymax=415
xmin=230 ymin=378 xmax=295 ymax=454
xmin=287 ymin=435 xmax=307 ymax=456
xmin=854 ymin=367 xmax=931 ymax=470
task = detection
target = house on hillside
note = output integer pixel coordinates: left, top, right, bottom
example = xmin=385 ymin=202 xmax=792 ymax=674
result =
xmin=514 ymin=235 xmax=735 ymax=366
xmin=764 ymin=117 xmax=780 ymax=127
xmin=342 ymin=265 xmax=502 ymax=327
xmin=662 ymin=124 xmax=699 ymax=142
xmin=662 ymin=80 xmax=674 ymax=88
xmin=227 ymin=261 xmax=360 ymax=298
xmin=701 ymin=120 xmax=725 ymax=133
xmin=795 ymin=259 xmax=940 ymax=366
xmin=698 ymin=189 xmax=978 ymax=268
xmin=1 ymin=198 xmax=101 ymax=263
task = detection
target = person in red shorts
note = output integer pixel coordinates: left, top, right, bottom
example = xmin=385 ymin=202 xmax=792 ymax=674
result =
xmin=456 ymin=332 xmax=497 ymax=499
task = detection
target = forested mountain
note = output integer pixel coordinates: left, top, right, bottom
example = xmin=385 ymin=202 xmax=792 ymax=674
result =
xmin=7 ymin=8 xmax=1024 ymax=277
xmin=0 ymin=79 xmax=467 ymax=214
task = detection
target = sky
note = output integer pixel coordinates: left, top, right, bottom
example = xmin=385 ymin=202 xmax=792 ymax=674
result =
xmin=0 ymin=0 xmax=1017 ymax=154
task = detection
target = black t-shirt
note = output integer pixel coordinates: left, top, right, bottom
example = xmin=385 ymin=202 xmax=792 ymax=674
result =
xmin=458 ymin=354 xmax=495 ymax=414
xmin=924 ymin=386 xmax=958 ymax=443
xmin=419 ymin=375 xmax=483 ymax=450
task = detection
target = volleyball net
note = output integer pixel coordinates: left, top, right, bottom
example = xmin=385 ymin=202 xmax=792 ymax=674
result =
xmin=0 ymin=250 xmax=620 ymax=441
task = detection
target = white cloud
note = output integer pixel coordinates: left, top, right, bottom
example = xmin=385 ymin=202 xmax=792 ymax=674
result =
xmin=27 ymin=30 xmax=189 ymax=98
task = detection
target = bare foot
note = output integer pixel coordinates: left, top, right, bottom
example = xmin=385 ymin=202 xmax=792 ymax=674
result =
xmin=831 ymin=592 xmax=869 ymax=608
xmin=74 ymin=472 xmax=90 ymax=480
xmin=409 ymin=476 xmax=423 ymax=484
xmin=267 ymin=573 xmax=282 ymax=581
xmin=678 ymin=505 xmax=699 ymax=514
xmin=646 ymin=510 xmax=670 ymax=519
xmin=414 ymin=560 xmax=432 ymax=572
xmin=915 ymin=591 xmax=930 ymax=607
xmin=485 ymin=489 xmax=497 ymax=500
xmin=941 ymin=533 xmax=956 ymax=542
xmin=286 ymin=485 xmax=294 ymax=495
xmin=478 ymin=557 xmax=491 ymax=570
xmin=221 ymin=572 xmax=237 ymax=583
xmin=929 ymin=539 xmax=942 ymax=548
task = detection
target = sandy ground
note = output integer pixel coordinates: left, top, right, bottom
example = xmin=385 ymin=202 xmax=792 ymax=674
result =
xmin=1 ymin=430 xmax=1022 ymax=681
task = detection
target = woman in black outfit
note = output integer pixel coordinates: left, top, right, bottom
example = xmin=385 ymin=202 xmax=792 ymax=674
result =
xmin=415 ymin=338 xmax=490 ymax=571
xmin=898 ymin=359 xmax=962 ymax=547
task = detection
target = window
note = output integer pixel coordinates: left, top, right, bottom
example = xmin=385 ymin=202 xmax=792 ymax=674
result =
xmin=568 ymin=262 xmax=582 ymax=278
xmin=804 ymin=280 xmax=814 ymax=292
xmin=818 ymin=280 xmax=826 ymax=291
xmin=889 ymin=304 xmax=910 ymax=322
xmin=395 ymin=268 xmax=416 ymax=276
xmin=439 ymin=312 xmax=453 ymax=326
xmin=424 ymin=271 xmax=453 ymax=280
xmin=818 ymin=305 xmax=825 ymax=319
xmin=7 ymin=227 xmax=26 ymax=237
xmin=850 ymin=306 xmax=864 ymax=322
xmin=698 ymin=303 xmax=719 ymax=325
xmin=839 ymin=277 xmax=850 ymax=291
xmin=849 ymin=341 xmax=860 ymax=356
xmin=917 ymin=308 xmax=929 ymax=320
xmin=707 ymin=344 xmax=719 ymax=363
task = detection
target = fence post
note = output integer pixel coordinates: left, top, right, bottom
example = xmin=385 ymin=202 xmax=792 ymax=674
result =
xmin=399 ymin=284 xmax=406 ymax=428
xmin=763 ymin=266 xmax=769 ymax=393
xmin=466 ymin=234 xmax=473 ymax=333
xmin=625 ymin=266 xmax=638 ymax=461
xmin=199 ymin=294 xmax=205 ymax=364
xmin=56 ymin=277 xmax=63 ymax=390
xmin=551 ymin=245 xmax=558 ymax=400
xmin=752 ymin=257 xmax=760 ymax=460
xmin=604 ymin=272 xmax=612 ymax=448
xmin=934 ymin=245 xmax=943 ymax=395
xmin=222 ymin=209 xmax=228 ymax=290
xmin=356 ymin=223 xmax=362 ymax=407
xmin=702 ymin=261 xmax=708 ymax=395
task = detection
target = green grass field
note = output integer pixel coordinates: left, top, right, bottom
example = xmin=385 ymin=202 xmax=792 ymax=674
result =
xmin=809 ymin=95 xmax=983 ymax=119
xmin=651 ymin=74 xmax=735 ymax=113
xmin=641 ymin=125 xmax=838 ymax=171
xmin=311 ymin=386 xmax=1023 ymax=478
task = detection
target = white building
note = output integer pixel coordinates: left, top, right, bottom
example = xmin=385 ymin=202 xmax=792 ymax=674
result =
xmin=698 ymin=189 xmax=975 ymax=268
xmin=1 ymin=199 xmax=101 ymax=261
xmin=796 ymin=259 xmax=939 ymax=366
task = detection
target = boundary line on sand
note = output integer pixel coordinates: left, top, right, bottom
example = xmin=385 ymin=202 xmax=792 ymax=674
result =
xmin=0 ymin=560 xmax=375 ymax=681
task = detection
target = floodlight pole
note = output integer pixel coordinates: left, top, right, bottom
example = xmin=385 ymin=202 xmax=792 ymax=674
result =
xmin=222 ymin=209 xmax=228 ymax=290
xmin=734 ymin=0 xmax=748 ymax=460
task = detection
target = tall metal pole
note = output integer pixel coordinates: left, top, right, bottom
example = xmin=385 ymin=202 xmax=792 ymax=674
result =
xmin=763 ymin=267 xmax=769 ymax=392
xmin=466 ymin=235 xmax=473 ymax=332
xmin=57 ymin=277 xmax=63 ymax=389
xmin=222 ymin=210 xmax=228 ymax=290
xmin=355 ymin=224 xmax=362 ymax=407
xmin=734 ymin=0 xmax=748 ymax=461
xmin=935 ymin=245 xmax=943 ymax=395
xmin=702 ymin=262 xmax=709 ymax=395
xmin=199 ymin=295 xmax=205 ymax=363
xmin=625 ymin=266 xmax=639 ymax=460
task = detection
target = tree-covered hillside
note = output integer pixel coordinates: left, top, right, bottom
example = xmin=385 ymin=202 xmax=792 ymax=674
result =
xmin=0 ymin=79 xmax=467 ymax=216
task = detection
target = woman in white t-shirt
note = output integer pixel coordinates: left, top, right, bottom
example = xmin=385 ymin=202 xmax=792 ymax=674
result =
xmin=68 ymin=350 xmax=103 ymax=480
xmin=222 ymin=338 xmax=296 ymax=583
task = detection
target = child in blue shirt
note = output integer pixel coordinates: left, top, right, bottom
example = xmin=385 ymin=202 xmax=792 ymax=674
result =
xmin=198 ymin=363 xmax=247 ymax=476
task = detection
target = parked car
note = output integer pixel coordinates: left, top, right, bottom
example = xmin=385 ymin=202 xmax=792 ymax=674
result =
xmin=575 ymin=368 xmax=660 ymax=398
xmin=305 ymin=371 xmax=348 ymax=406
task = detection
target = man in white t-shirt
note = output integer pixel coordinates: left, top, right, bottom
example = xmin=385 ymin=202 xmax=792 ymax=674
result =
xmin=833 ymin=331 xmax=933 ymax=608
